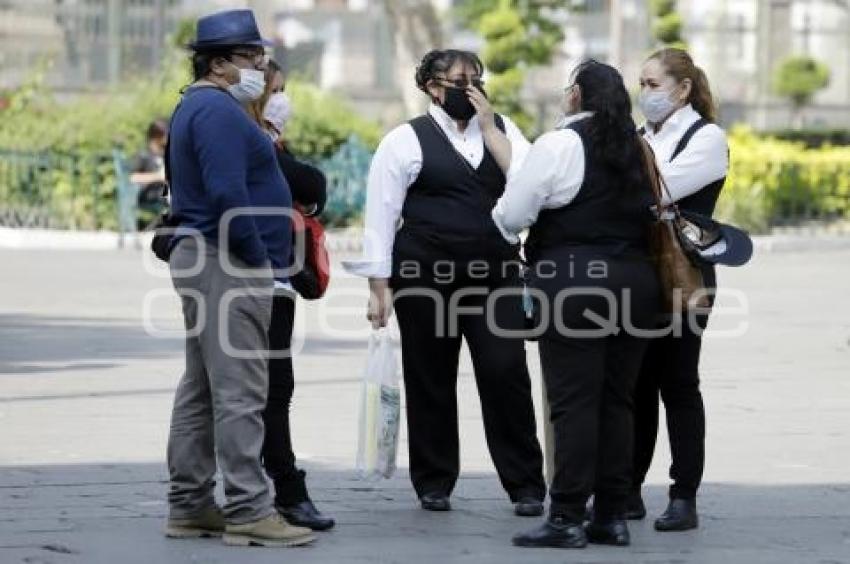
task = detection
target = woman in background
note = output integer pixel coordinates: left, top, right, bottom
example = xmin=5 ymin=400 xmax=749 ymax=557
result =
xmin=247 ymin=61 xmax=333 ymax=532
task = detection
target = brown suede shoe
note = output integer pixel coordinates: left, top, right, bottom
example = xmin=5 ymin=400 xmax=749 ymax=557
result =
xmin=165 ymin=505 xmax=226 ymax=539
xmin=223 ymin=513 xmax=316 ymax=547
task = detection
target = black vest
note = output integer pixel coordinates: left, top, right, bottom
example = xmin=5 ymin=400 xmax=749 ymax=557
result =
xmin=641 ymin=118 xmax=726 ymax=217
xmin=526 ymin=118 xmax=654 ymax=257
xmin=402 ymin=114 xmax=506 ymax=236
xmin=641 ymin=118 xmax=727 ymax=290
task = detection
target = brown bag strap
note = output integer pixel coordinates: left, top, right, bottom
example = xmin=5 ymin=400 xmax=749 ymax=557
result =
xmin=638 ymin=136 xmax=664 ymax=213
xmin=637 ymin=135 xmax=680 ymax=220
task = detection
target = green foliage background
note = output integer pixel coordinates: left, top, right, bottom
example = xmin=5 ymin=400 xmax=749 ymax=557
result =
xmin=456 ymin=0 xmax=566 ymax=134
xmin=719 ymin=126 xmax=850 ymax=233
xmin=0 ymin=40 xmax=380 ymax=230
xmin=772 ymin=55 xmax=830 ymax=109
xmin=2 ymin=13 xmax=850 ymax=234
xmin=649 ymin=0 xmax=687 ymax=50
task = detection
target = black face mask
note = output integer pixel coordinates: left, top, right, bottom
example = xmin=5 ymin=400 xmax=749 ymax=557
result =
xmin=441 ymin=86 xmax=478 ymax=121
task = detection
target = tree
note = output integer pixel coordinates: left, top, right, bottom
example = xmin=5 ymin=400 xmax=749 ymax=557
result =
xmin=457 ymin=0 xmax=567 ymax=134
xmin=772 ymin=55 xmax=830 ymax=128
xmin=649 ymin=0 xmax=687 ymax=49
xmin=382 ymin=0 xmax=444 ymax=117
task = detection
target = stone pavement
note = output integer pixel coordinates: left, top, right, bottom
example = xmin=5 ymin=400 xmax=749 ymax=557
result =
xmin=1 ymin=245 xmax=849 ymax=563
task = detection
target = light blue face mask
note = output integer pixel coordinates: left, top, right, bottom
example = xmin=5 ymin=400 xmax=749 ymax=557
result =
xmin=228 ymin=68 xmax=266 ymax=103
xmin=638 ymin=88 xmax=678 ymax=124
xmin=554 ymin=84 xmax=580 ymax=129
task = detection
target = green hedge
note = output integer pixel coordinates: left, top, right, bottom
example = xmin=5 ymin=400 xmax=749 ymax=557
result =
xmin=719 ymin=126 xmax=850 ymax=233
xmin=4 ymin=57 xmax=849 ymax=235
xmin=0 ymin=55 xmax=380 ymax=230
xmin=758 ymin=129 xmax=850 ymax=149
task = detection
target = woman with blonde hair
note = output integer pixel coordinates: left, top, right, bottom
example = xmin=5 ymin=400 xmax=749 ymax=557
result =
xmin=628 ymin=47 xmax=729 ymax=532
xmin=245 ymin=59 xmax=333 ymax=532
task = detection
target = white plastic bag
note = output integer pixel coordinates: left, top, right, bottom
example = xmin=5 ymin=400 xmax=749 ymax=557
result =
xmin=356 ymin=329 xmax=401 ymax=480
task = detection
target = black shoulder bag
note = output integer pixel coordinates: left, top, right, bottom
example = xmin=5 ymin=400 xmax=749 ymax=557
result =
xmin=150 ymin=103 xmax=183 ymax=262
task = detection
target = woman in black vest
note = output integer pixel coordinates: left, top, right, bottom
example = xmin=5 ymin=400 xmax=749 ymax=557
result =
xmin=629 ymin=48 xmax=729 ymax=532
xmin=495 ymin=60 xmax=661 ymax=549
xmin=346 ymin=49 xmax=546 ymax=516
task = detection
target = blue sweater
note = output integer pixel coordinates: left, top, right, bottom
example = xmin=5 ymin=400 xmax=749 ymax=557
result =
xmin=168 ymin=86 xmax=292 ymax=278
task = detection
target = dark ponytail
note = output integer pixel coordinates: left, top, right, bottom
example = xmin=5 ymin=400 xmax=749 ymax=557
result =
xmin=572 ymin=59 xmax=646 ymax=189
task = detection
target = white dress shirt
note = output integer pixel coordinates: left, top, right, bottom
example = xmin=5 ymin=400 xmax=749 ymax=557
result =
xmin=344 ymin=104 xmax=531 ymax=279
xmin=641 ymin=104 xmax=729 ymax=205
xmin=274 ymin=280 xmax=294 ymax=291
xmin=491 ymin=112 xmax=593 ymax=244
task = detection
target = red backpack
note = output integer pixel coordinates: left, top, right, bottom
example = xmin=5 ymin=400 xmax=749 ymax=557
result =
xmin=290 ymin=208 xmax=331 ymax=299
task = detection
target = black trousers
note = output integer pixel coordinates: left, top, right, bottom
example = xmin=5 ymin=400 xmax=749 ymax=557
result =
xmin=261 ymin=292 xmax=310 ymax=506
xmin=541 ymin=333 xmax=649 ymax=521
xmin=390 ymin=230 xmax=546 ymax=502
xmin=532 ymin=247 xmax=659 ymax=521
xmin=632 ymin=313 xmax=709 ymax=500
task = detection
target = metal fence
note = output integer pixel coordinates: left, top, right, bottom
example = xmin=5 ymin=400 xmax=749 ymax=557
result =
xmin=316 ymin=135 xmax=372 ymax=226
xmin=0 ymin=149 xmax=115 ymax=230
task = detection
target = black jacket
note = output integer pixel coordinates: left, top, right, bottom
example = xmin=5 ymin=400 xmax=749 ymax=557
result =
xmin=275 ymin=144 xmax=327 ymax=216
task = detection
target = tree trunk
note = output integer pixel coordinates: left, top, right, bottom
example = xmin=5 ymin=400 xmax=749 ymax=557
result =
xmin=382 ymin=0 xmax=444 ymax=117
xmin=792 ymin=103 xmax=805 ymax=129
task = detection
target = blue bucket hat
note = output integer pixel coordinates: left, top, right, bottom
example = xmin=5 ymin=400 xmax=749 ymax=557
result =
xmin=678 ymin=210 xmax=754 ymax=267
xmin=189 ymin=9 xmax=273 ymax=51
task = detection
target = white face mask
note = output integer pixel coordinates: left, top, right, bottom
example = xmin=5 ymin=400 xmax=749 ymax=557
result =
xmin=555 ymin=84 xmax=580 ymax=128
xmin=228 ymin=68 xmax=266 ymax=103
xmin=638 ymin=88 xmax=678 ymax=124
xmin=263 ymin=92 xmax=292 ymax=140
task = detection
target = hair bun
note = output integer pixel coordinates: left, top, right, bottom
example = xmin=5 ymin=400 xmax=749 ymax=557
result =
xmin=415 ymin=49 xmax=444 ymax=92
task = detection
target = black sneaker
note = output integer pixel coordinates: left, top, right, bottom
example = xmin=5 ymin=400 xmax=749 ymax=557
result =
xmin=419 ymin=492 xmax=451 ymax=512
xmin=512 ymin=516 xmax=587 ymax=549
xmin=654 ymin=498 xmax=698 ymax=531
xmin=276 ymin=500 xmax=336 ymax=531
xmin=585 ymin=518 xmax=630 ymax=546
xmin=514 ymin=497 xmax=545 ymax=517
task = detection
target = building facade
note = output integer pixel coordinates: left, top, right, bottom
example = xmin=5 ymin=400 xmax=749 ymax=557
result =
xmin=0 ymin=0 xmax=229 ymax=91
xmin=560 ymin=0 xmax=850 ymax=129
xmin=682 ymin=0 xmax=850 ymax=129
xmin=1 ymin=0 xmax=848 ymax=130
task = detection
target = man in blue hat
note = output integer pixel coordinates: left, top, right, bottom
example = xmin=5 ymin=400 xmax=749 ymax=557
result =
xmin=162 ymin=9 xmax=315 ymax=548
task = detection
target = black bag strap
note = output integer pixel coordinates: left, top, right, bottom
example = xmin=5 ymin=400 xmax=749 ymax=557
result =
xmin=670 ymin=118 xmax=709 ymax=162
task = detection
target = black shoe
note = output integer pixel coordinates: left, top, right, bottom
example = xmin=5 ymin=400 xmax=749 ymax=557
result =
xmin=654 ymin=498 xmax=698 ymax=531
xmin=420 ymin=492 xmax=451 ymax=512
xmin=277 ymin=500 xmax=336 ymax=531
xmin=512 ymin=516 xmax=587 ymax=549
xmin=514 ymin=497 xmax=544 ymax=517
xmin=585 ymin=518 xmax=630 ymax=546
xmin=625 ymin=491 xmax=647 ymax=520
xmin=585 ymin=492 xmax=644 ymax=522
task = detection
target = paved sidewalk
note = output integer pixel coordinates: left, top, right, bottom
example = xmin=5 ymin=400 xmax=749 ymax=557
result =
xmin=1 ymin=246 xmax=849 ymax=563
